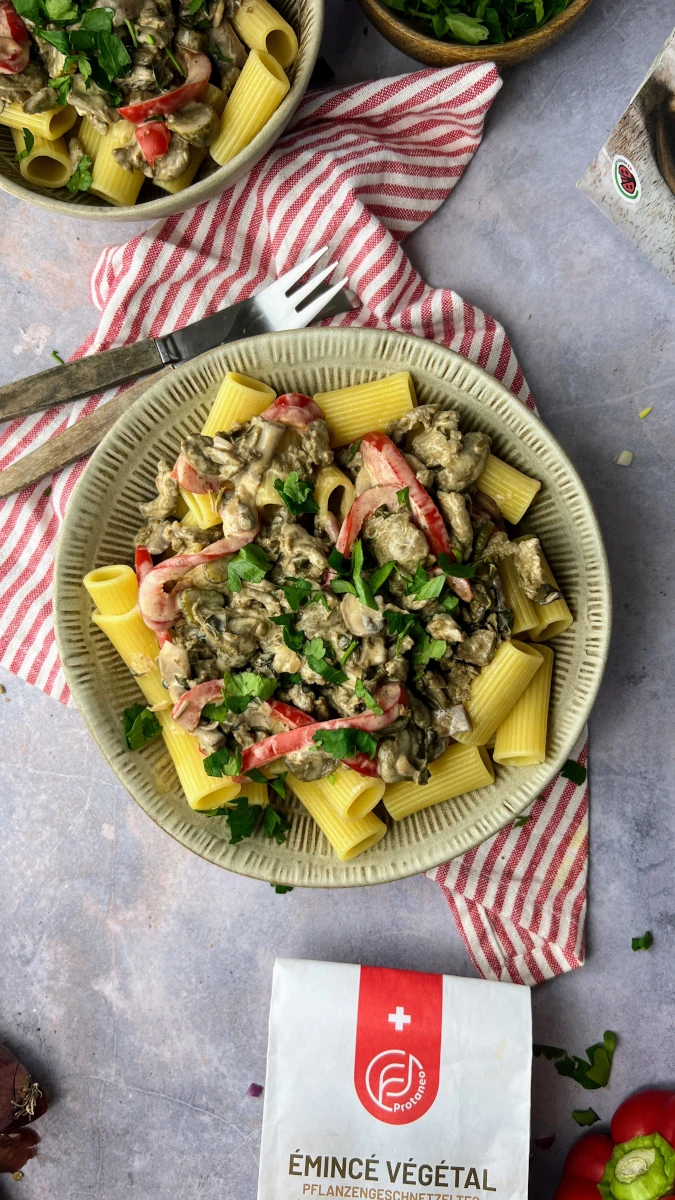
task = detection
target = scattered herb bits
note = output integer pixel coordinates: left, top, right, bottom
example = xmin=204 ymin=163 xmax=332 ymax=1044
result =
xmin=560 ymin=759 xmax=587 ymax=786
xmin=632 ymin=931 xmax=653 ymax=951
xmin=123 ymin=704 xmax=161 ymax=751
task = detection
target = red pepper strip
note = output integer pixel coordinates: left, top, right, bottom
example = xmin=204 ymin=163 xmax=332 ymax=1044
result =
xmin=611 ymin=1090 xmax=675 ymax=1147
xmin=118 ymin=50 xmax=211 ymax=122
xmin=135 ymin=119 xmax=171 ymax=169
xmin=135 ymin=545 xmax=154 ymax=587
xmin=335 ymin=485 xmax=400 ymax=558
xmin=266 ymin=698 xmax=314 ymax=729
xmin=241 ymin=682 xmax=406 ymax=773
xmin=260 ymin=393 xmax=325 ymax=431
xmin=172 ymin=679 xmax=225 ymax=731
xmin=342 ymin=752 xmax=380 ymax=777
xmin=138 ymin=530 xmax=255 ymax=633
xmin=0 ymin=0 xmax=29 ymax=73
xmin=360 ymin=431 xmax=472 ymax=602
xmin=172 ymin=452 xmax=222 ymax=494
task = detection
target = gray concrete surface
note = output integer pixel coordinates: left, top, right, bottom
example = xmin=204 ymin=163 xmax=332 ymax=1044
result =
xmin=2 ymin=0 xmax=675 ymax=1195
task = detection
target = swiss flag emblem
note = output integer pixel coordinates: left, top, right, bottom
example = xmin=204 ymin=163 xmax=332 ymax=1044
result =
xmin=353 ymin=966 xmax=442 ymax=1125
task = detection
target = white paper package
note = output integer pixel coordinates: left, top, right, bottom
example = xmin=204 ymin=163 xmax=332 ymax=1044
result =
xmin=257 ymin=958 xmax=532 ymax=1200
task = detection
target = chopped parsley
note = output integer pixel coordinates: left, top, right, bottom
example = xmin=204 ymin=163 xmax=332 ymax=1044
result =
xmin=263 ymin=804 xmax=291 ymax=844
xmin=385 ymin=610 xmax=417 ymax=654
xmin=274 ymin=471 xmax=319 ymax=516
xmin=405 ymin=563 xmax=446 ymax=602
xmin=14 ymin=129 xmax=34 ymax=162
xmin=533 ymin=1031 xmax=616 ymax=1091
xmin=271 ymin=612 xmax=304 ymax=652
xmin=312 ymin=727 xmax=378 ymax=760
xmin=45 ymin=0 xmax=78 ymax=19
xmin=13 ymin=0 xmax=47 ymax=21
xmin=278 ymin=671 xmax=302 ymax=688
xmin=203 ymin=672 xmax=277 ymax=719
xmin=413 ymin=634 xmax=446 ymax=672
xmin=632 ymin=931 xmax=653 ymax=951
xmin=244 ymin=767 xmax=288 ymax=802
xmin=572 ymin=1109 xmax=600 ymax=1128
xmin=272 ymin=883 xmax=293 ymax=893
xmin=67 ymin=152 xmax=93 ymax=194
xmin=203 ymin=744 xmax=242 ymax=778
xmin=369 ymin=560 xmax=395 ymax=594
xmin=340 ymin=639 xmax=357 ymax=666
xmin=513 ymin=815 xmax=531 ymax=827
xmin=327 ymin=547 xmax=351 ymax=576
xmin=227 ymin=544 xmax=273 ymax=592
xmin=397 ymin=486 xmax=411 ymax=510
xmin=352 ymin=540 xmax=376 ymax=610
xmin=282 ymin=576 xmax=327 ymax=612
xmin=304 ymin=637 xmax=348 ymax=685
xmin=441 ymin=593 xmax=460 ymax=613
xmin=354 ymin=678 xmax=382 ymax=714
xmin=123 ymin=704 xmax=161 ymax=751
xmin=97 ymin=28 xmax=131 ymax=79
xmin=438 ymin=552 xmax=477 ymax=579
xmin=205 ymin=793 xmax=291 ymax=845
xmin=561 ymin=759 xmax=587 ymax=785
xmin=51 ymin=350 xmax=65 ymax=365
xmin=165 ymin=44 xmax=185 ymax=76
xmin=330 ymin=579 xmax=357 ymax=596
xmin=348 ymin=437 xmax=362 ymax=461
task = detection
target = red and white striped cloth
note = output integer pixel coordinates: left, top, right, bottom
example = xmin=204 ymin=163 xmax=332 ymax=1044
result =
xmin=0 ymin=64 xmax=587 ymax=984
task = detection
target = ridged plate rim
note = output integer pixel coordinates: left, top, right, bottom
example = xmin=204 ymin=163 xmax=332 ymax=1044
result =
xmin=54 ymin=327 xmax=611 ymax=887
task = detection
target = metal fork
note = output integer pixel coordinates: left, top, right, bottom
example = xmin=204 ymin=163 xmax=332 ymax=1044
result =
xmin=0 ymin=249 xmax=351 ymax=497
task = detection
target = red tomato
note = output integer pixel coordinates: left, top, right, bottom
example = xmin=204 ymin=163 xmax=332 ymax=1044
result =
xmin=118 ymin=51 xmax=211 ymax=122
xmin=610 ymin=1089 xmax=675 ymax=1146
xmin=0 ymin=0 xmax=29 ymax=73
xmin=562 ymin=1133 xmax=614 ymax=1182
xmin=135 ymin=119 xmax=171 ymax=169
xmin=554 ymin=1181 xmax=602 ymax=1200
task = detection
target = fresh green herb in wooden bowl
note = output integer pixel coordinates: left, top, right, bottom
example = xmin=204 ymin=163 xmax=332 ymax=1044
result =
xmin=358 ymin=0 xmax=594 ymax=67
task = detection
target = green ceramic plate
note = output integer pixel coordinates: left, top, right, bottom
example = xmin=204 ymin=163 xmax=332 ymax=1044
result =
xmin=54 ymin=327 xmax=611 ymax=886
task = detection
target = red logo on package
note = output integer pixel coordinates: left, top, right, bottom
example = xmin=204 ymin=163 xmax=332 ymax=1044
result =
xmin=354 ymin=966 xmax=442 ymax=1124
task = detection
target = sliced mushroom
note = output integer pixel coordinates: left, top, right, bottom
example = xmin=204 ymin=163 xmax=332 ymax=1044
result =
xmin=340 ymin=593 xmax=384 ymax=637
xmin=166 ymin=101 xmax=219 ymax=147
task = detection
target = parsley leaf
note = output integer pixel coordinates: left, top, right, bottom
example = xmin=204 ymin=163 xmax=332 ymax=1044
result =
xmin=244 ymin=767 xmax=287 ymax=801
xmin=274 ymin=471 xmax=319 ymax=516
xmin=271 ymin=612 xmax=304 ymax=652
xmin=37 ymin=26 xmax=70 ymax=52
xmin=561 ymin=759 xmax=587 ymax=785
xmin=369 ymin=560 xmax=395 ymax=594
xmin=340 ymin=639 xmax=357 ymax=666
xmin=632 ymin=931 xmax=653 ymax=951
xmin=282 ymin=577 xmax=313 ymax=611
xmin=15 ymin=129 xmax=34 ymax=162
xmin=397 ymin=486 xmax=411 ymax=510
xmin=203 ymin=672 xmax=277 ymax=719
xmin=67 ymin=152 xmax=93 ymax=194
xmin=123 ymin=704 xmax=161 ymax=750
xmin=263 ymin=804 xmax=291 ymax=844
xmin=513 ymin=815 xmax=531 ymax=827
xmin=405 ymin=564 xmax=446 ymax=602
xmin=313 ymin=727 xmax=378 ymax=760
xmin=48 ymin=72 xmax=72 ymax=104
xmin=206 ymin=795 xmax=259 ymax=842
xmin=413 ymin=635 xmax=447 ymax=671
xmin=279 ymin=671 xmax=302 ymax=688
xmin=330 ymin=579 xmax=357 ymax=596
xmin=572 ymin=1109 xmax=600 ymax=1128
xmin=327 ymin=547 xmax=351 ymax=577
xmin=188 ymin=0 xmax=206 ymax=11
xmin=203 ymin=744 xmax=242 ymax=778
xmin=272 ymin=883 xmax=293 ymax=893
xmin=81 ymin=5 xmax=114 ymax=29
xmin=441 ymin=593 xmax=460 ymax=613
xmin=354 ymin=678 xmax=382 ymax=714
xmin=438 ymin=552 xmax=476 ymax=579
xmin=385 ymin=609 xmax=417 ymax=655
xmin=13 ymin=0 xmax=47 ymax=21
xmin=352 ymin=539 xmax=376 ymax=610
xmin=51 ymin=351 xmax=64 ymax=365
xmin=97 ymin=29 xmax=131 ymax=80
xmin=348 ymin=437 xmax=363 ymax=461
xmin=305 ymin=637 xmax=348 ymax=685
xmin=227 ymin=544 xmax=273 ymax=593
xmin=45 ymin=0 xmax=78 ymax=20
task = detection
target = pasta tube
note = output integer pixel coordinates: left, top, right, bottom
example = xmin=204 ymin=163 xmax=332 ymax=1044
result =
xmin=498 ymin=554 xmax=540 ymax=636
xmin=453 ymin=640 xmax=543 ymax=747
xmin=314 ymin=465 xmax=355 ymax=531
xmin=154 ymin=84 xmax=228 ymax=195
xmin=313 ymin=372 xmax=416 ymax=448
xmin=383 ymin=745 xmax=494 ymax=821
xmin=0 ymin=99 xmax=76 ymax=140
xmin=78 ymin=116 xmax=105 ymax=163
xmin=476 ymin=453 xmax=541 ymax=524
xmin=232 ymin=0 xmax=298 ymax=68
xmin=83 ymin=565 xmax=240 ymax=812
xmin=288 ymin=775 xmax=387 ymax=860
xmin=493 ymin=644 xmax=553 ymax=767
xmin=202 ymin=371 xmax=276 ymax=436
xmin=235 ymin=779 xmax=268 ymax=807
xmin=11 ymin=128 xmax=71 ymax=188
xmin=179 ymin=487 xmax=221 ymax=529
xmin=210 ymin=49 xmax=290 ymax=167
xmin=314 ymin=766 xmax=385 ymax=821
xmin=529 ymin=555 xmax=573 ymax=642
xmin=89 ymin=119 xmax=144 ymax=207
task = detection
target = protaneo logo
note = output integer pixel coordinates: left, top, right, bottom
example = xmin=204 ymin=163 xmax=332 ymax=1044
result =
xmin=365 ymin=1049 xmax=427 ymax=1114
xmin=613 ymin=154 xmax=641 ymax=202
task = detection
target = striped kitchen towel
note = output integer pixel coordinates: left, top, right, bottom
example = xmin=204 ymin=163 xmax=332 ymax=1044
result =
xmin=0 ymin=64 xmax=587 ymax=984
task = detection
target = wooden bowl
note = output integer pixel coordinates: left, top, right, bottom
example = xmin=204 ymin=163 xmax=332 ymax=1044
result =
xmin=54 ymin=326 xmax=611 ymax=888
xmin=358 ymin=0 xmax=594 ymax=68
xmin=0 ymin=0 xmax=323 ymax=222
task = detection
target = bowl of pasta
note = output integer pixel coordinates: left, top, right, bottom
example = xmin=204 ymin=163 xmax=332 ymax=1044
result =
xmin=0 ymin=0 xmax=322 ymax=219
xmin=54 ymin=326 xmax=611 ymax=886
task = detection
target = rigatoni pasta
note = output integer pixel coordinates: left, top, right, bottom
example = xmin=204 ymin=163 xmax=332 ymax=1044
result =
xmin=89 ymin=120 xmax=144 ymax=207
xmin=210 ymin=50 xmax=290 ymax=167
xmin=11 ymin=129 xmax=72 ymax=189
xmin=384 ymin=745 xmax=494 ymax=820
xmin=289 ymin=775 xmax=387 ymax=860
xmin=498 ymin=554 xmax=540 ymax=635
xmin=453 ymin=641 xmax=543 ymax=748
xmin=78 ymin=117 xmax=105 ymax=164
xmin=313 ymin=766 xmax=385 ymax=820
xmin=232 ymin=0 xmax=298 ymax=68
xmin=493 ymin=645 xmax=553 ymax=767
xmin=0 ymin=100 xmax=77 ymax=141
xmin=313 ymin=372 xmax=416 ymax=447
xmin=202 ymin=372 xmax=276 ymax=437
xmin=476 ymin=453 xmax=541 ymax=524
xmin=529 ymin=558 xmax=573 ymax=641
